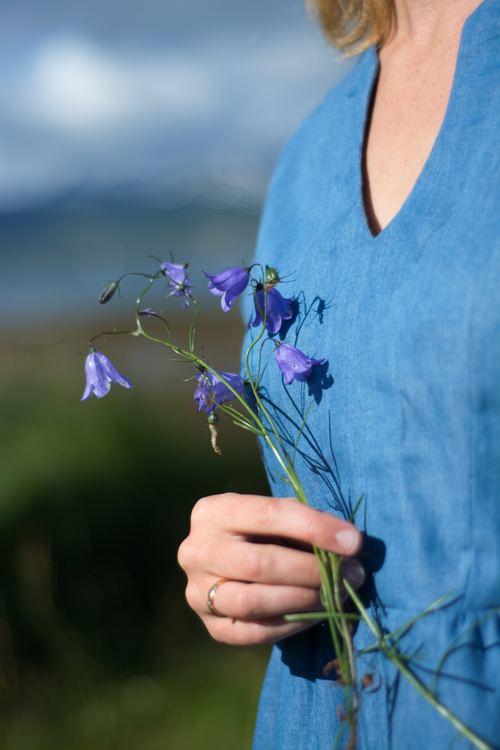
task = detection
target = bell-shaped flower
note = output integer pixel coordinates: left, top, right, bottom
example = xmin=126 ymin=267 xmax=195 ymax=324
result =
xmin=252 ymin=286 xmax=293 ymax=335
xmin=194 ymin=369 xmax=245 ymax=415
xmin=275 ymin=343 xmax=324 ymax=385
xmin=81 ymin=351 xmax=132 ymax=401
xmin=203 ymin=267 xmax=250 ymax=312
xmin=161 ymin=261 xmax=192 ymax=307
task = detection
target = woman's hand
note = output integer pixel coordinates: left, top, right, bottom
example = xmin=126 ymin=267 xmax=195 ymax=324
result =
xmin=177 ymin=492 xmax=365 ymax=646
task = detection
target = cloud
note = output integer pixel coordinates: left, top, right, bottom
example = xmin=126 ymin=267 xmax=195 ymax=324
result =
xmin=6 ymin=36 xmax=220 ymax=137
xmin=0 ymin=29 xmax=352 ymax=209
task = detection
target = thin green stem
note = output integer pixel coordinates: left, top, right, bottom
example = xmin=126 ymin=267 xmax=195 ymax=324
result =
xmin=343 ymin=581 xmax=492 ymax=750
xmin=359 ymin=592 xmax=453 ymax=656
xmin=348 ymin=494 xmax=365 ymax=524
xmin=215 ymin=402 xmax=250 ymax=421
xmin=189 ymin=302 xmax=202 ymax=353
xmin=136 ymin=278 xmax=155 ymax=311
xmin=255 ymin=339 xmax=267 ymax=386
xmin=333 ymin=720 xmax=348 ymax=750
xmin=244 ymin=290 xmax=288 ymax=457
xmin=232 ymin=420 xmax=266 ymax=435
xmin=90 ymin=329 xmax=140 ymax=347
xmin=331 ymin=554 xmax=358 ymax=747
xmin=285 ymin=612 xmax=361 ymax=622
xmin=332 ymin=555 xmax=358 ymax=684
xmin=136 ymin=327 xmax=295 ymax=481
xmin=118 ymin=270 xmax=165 ymax=284
xmin=280 ymin=463 xmax=346 ymax=664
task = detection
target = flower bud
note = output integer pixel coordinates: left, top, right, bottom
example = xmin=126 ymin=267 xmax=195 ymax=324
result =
xmin=99 ymin=282 xmax=119 ymax=304
xmin=265 ymin=265 xmax=280 ymax=287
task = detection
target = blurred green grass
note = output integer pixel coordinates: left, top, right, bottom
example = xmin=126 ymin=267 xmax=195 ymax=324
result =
xmin=0 ymin=317 xmax=271 ymax=749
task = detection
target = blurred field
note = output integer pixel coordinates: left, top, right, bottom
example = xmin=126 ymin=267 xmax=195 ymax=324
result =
xmin=0 ymin=312 xmax=271 ymax=749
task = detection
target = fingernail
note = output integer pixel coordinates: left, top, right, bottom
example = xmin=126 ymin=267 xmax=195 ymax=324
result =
xmin=335 ymin=528 xmax=359 ymax=553
xmin=342 ymin=560 xmax=365 ymax=589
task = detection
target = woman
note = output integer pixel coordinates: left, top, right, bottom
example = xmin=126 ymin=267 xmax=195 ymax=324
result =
xmin=178 ymin=0 xmax=500 ymax=747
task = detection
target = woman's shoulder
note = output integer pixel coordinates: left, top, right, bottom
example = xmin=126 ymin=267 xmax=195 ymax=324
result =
xmin=253 ymin=49 xmax=376 ymax=266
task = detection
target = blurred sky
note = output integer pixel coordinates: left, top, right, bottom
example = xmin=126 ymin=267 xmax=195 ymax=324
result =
xmin=0 ymin=0 xmax=357 ymax=331
xmin=0 ymin=0 xmax=354 ymax=212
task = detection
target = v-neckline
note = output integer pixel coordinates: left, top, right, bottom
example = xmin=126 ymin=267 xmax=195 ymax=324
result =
xmin=352 ymin=0 xmax=490 ymax=246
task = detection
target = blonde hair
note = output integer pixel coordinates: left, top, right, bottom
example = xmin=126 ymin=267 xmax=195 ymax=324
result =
xmin=307 ymin=0 xmax=394 ymax=55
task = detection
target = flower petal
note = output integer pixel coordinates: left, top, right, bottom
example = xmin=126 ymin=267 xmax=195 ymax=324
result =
xmin=96 ymin=352 xmax=133 ymax=389
xmin=161 ymin=262 xmax=185 ymax=283
xmin=207 ymin=280 xmax=224 ymax=297
xmin=81 ymin=354 xmax=96 ymax=401
xmin=81 ymin=351 xmax=132 ymax=401
xmin=221 ymin=287 xmax=244 ymax=312
xmin=91 ymin=355 xmax=112 ymax=398
xmin=275 ymin=344 xmax=324 ymax=385
xmin=193 ymin=369 xmax=244 ymax=414
xmin=252 ymin=288 xmax=293 ymax=334
xmin=204 ymin=268 xmax=249 ymax=311
xmin=203 ymin=267 xmax=248 ymax=292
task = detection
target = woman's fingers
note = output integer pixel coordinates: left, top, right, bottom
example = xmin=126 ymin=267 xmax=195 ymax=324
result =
xmin=190 ymin=560 xmax=364 ymax=620
xmin=206 ymin=613 xmax=319 ymax=646
xmin=203 ymin=539 xmax=322 ymax=587
xmin=178 ymin=492 xmax=366 ymax=646
xmin=189 ymin=558 xmax=365 ymax=647
xmin=191 ymin=493 xmax=362 ymax=556
xmin=192 ymin=580 xmax=323 ymax=620
xmin=185 ymin=537 xmax=364 ymax=590
xmin=341 ymin=558 xmax=365 ymax=590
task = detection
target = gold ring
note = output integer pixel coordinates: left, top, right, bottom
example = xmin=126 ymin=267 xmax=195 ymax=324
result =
xmin=207 ymin=579 xmax=228 ymax=617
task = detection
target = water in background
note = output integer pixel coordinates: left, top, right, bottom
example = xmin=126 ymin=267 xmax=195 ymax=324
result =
xmin=0 ymin=201 xmax=261 ymax=329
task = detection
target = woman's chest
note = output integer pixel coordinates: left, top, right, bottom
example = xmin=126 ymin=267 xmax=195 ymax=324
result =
xmin=244 ymin=196 xmax=500 ymax=507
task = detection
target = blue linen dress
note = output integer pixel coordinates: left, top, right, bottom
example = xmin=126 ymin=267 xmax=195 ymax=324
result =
xmin=241 ymin=1 xmax=500 ymax=747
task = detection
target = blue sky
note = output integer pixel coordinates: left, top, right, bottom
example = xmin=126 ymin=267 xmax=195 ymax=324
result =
xmin=0 ymin=0 xmax=354 ymax=211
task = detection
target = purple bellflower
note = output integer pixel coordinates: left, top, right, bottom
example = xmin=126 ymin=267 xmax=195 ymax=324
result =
xmin=275 ymin=343 xmax=324 ymax=385
xmin=203 ymin=267 xmax=250 ymax=312
xmin=81 ymin=351 xmax=132 ymax=401
xmin=194 ymin=369 xmax=245 ymax=415
xmin=252 ymin=285 xmax=293 ymax=335
xmin=161 ymin=261 xmax=192 ymax=307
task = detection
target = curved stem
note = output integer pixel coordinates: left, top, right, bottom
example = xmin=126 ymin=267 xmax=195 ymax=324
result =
xmin=118 ymin=270 xmax=165 ymax=284
xmin=189 ymin=302 xmax=202 ymax=353
xmin=138 ymin=324 xmax=298 ymax=486
xmin=136 ymin=277 xmax=155 ymax=312
xmin=282 ymin=462 xmax=355 ymax=739
xmin=331 ymin=554 xmax=359 ymax=748
xmin=90 ymin=329 xmax=139 ymax=347
xmin=245 ymin=290 xmax=288 ymax=457
xmin=343 ymin=581 xmax=492 ymax=750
